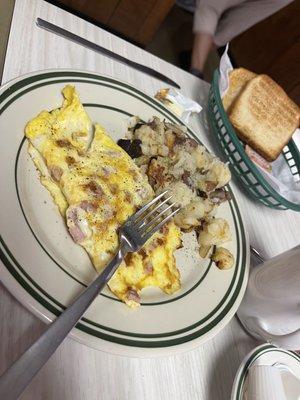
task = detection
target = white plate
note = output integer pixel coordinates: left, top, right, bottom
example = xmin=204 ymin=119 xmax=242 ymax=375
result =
xmin=0 ymin=70 xmax=249 ymax=357
xmin=231 ymin=344 xmax=300 ymax=399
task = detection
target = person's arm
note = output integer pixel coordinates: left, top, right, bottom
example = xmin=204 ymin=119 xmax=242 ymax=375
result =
xmin=191 ymin=0 xmax=241 ymax=74
xmin=191 ymin=32 xmax=214 ymax=74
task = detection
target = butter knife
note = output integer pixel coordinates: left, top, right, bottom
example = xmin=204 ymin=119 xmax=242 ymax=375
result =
xmin=36 ymin=18 xmax=180 ymax=89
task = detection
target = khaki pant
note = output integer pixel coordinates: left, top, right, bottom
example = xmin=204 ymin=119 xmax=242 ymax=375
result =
xmin=193 ymin=0 xmax=294 ymax=46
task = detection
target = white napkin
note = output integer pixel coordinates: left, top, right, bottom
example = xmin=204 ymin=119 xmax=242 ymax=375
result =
xmin=219 ymin=46 xmax=300 ymax=204
xmin=248 ymin=365 xmax=286 ymax=400
xmin=218 ymin=43 xmax=233 ymax=98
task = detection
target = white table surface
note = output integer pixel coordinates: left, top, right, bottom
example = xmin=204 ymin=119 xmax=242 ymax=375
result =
xmin=1 ymin=0 xmax=299 ymax=399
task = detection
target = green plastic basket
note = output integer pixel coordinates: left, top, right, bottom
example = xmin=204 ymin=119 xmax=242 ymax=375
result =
xmin=208 ymin=70 xmax=300 ymax=211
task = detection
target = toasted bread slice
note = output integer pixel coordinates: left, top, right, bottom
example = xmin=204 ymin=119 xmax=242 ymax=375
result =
xmin=229 ymin=74 xmax=300 ymax=161
xmin=222 ymin=68 xmax=257 ymax=112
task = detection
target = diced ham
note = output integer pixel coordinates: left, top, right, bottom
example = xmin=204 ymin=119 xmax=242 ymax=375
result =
xmin=49 ymin=165 xmax=63 ymax=182
xmin=84 ymin=181 xmax=104 ymax=198
xmin=68 ymin=225 xmax=86 ymax=243
xmin=127 ymin=289 xmax=141 ymax=303
xmin=144 ymin=261 xmax=153 ymax=275
xmin=66 ymin=207 xmax=78 ymax=224
xmin=66 ymin=207 xmax=86 ymax=243
xmin=80 ymin=200 xmax=97 ymax=212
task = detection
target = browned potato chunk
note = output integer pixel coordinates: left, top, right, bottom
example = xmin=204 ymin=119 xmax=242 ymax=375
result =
xmin=211 ymin=247 xmax=234 ymax=270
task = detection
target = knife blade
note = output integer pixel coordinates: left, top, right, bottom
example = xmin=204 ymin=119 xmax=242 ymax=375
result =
xmin=36 ymin=18 xmax=181 ymax=89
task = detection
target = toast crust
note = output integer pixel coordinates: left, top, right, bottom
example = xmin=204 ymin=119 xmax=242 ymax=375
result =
xmin=222 ymin=68 xmax=257 ymax=112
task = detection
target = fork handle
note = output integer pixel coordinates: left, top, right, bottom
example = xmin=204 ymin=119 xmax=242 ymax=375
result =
xmin=0 ymin=250 xmax=123 ymax=400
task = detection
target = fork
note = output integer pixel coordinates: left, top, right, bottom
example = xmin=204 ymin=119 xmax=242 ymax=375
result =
xmin=0 ymin=190 xmax=179 ymax=400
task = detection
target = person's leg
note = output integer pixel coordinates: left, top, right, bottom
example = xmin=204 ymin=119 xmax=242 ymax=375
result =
xmin=214 ymin=0 xmax=294 ymax=47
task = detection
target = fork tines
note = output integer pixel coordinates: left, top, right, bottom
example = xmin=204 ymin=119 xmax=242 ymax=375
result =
xmin=131 ymin=190 xmax=180 ymax=240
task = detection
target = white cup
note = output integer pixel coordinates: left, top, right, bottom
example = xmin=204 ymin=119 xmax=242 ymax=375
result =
xmin=248 ymin=365 xmax=286 ymax=400
xmin=237 ymin=245 xmax=300 ymax=349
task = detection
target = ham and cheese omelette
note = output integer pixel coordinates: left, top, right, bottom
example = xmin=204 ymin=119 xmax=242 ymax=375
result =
xmin=25 ymin=85 xmax=181 ymax=307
